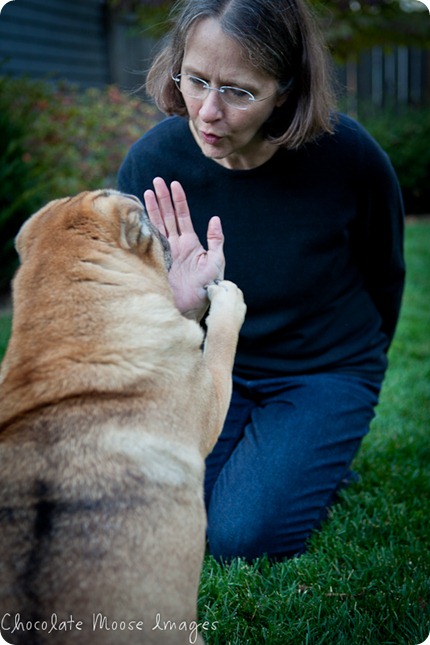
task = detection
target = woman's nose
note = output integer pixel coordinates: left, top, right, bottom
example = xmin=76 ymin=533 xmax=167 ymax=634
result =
xmin=199 ymin=89 xmax=224 ymax=120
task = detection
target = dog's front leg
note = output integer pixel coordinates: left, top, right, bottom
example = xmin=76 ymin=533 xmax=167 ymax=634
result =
xmin=200 ymin=280 xmax=246 ymax=453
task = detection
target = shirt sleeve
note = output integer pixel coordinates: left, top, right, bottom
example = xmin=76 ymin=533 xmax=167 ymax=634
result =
xmin=351 ymin=130 xmax=406 ymax=348
xmin=117 ymin=142 xmax=145 ymax=198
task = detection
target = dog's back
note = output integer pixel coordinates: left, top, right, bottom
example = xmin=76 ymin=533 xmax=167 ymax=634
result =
xmin=0 ymin=397 xmax=207 ymax=644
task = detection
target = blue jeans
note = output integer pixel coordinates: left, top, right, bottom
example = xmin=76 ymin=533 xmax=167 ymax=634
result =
xmin=204 ymin=373 xmax=381 ymax=561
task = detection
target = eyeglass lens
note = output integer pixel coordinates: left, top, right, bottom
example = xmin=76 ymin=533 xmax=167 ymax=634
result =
xmin=175 ymin=74 xmax=253 ymax=109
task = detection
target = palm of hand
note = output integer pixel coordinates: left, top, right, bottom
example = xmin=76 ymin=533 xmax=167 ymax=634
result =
xmin=144 ymin=178 xmax=225 ymax=320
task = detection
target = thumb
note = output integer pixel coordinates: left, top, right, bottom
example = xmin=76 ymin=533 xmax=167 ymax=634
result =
xmin=207 ymin=216 xmax=224 ymax=252
xmin=207 ymin=216 xmax=225 ymax=278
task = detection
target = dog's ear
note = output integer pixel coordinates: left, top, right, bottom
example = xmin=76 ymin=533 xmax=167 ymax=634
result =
xmin=119 ymin=209 xmax=153 ymax=251
xmin=15 ymin=197 xmax=70 ymax=263
xmin=15 ymin=216 xmax=32 ymax=263
xmin=119 ymin=207 xmax=172 ymax=271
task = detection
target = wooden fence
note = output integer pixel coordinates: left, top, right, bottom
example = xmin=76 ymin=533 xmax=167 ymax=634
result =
xmin=336 ymin=47 xmax=430 ymax=115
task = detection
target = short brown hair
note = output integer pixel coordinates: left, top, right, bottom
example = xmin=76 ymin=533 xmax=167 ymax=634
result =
xmin=146 ymin=0 xmax=336 ymax=149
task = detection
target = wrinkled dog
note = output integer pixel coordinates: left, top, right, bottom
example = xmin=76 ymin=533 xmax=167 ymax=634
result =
xmin=0 ymin=190 xmax=246 ymax=644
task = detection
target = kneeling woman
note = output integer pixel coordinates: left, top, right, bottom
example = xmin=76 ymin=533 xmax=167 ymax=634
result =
xmin=118 ymin=0 xmax=405 ymax=561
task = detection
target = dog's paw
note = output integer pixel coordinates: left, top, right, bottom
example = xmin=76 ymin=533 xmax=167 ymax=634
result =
xmin=206 ymin=280 xmax=246 ymax=324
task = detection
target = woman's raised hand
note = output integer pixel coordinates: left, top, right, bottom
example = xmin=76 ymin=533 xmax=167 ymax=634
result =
xmin=144 ymin=177 xmax=225 ymax=321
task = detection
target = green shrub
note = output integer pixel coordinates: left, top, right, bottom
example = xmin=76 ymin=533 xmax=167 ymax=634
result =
xmin=361 ymin=107 xmax=430 ymax=215
xmin=0 ymin=313 xmax=12 ymax=359
xmin=0 ymin=76 xmax=160 ymax=291
xmin=0 ymin=79 xmax=46 ymax=291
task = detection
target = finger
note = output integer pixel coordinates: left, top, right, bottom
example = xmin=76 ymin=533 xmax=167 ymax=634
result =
xmin=144 ymin=189 xmax=166 ymax=235
xmin=170 ymin=181 xmax=195 ymax=235
xmin=153 ymin=177 xmax=179 ymax=236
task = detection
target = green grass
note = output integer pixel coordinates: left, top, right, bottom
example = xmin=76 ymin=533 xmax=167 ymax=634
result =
xmin=0 ymin=222 xmax=429 ymax=645
xmin=197 ymin=220 xmax=430 ymax=645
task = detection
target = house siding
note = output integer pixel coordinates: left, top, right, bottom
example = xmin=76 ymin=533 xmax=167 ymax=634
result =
xmin=0 ymin=1 xmax=428 ymax=109
xmin=0 ymin=0 xmax=109 ymax=86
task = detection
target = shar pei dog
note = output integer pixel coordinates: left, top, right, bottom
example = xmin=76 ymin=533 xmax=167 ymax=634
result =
xmin=0 ymin=190 xmax=246 ymax=644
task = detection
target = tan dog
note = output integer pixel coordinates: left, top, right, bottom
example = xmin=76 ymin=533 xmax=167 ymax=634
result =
xmin=0 ymin=190 xmax=246 ymax=644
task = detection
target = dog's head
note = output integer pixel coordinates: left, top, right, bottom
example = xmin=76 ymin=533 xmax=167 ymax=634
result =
xmin=0 ymin=191 xmax=175 ymax=424
xmin=15 ymin=189 xmax=172 ymax=274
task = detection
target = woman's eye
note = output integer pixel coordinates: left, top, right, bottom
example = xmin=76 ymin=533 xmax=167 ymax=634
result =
xmin=189 ymin=76 xmax=207 ymax=88
xmin=224 ymin=87 xmax=250 ymax=99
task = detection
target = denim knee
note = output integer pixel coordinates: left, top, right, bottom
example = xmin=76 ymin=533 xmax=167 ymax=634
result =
xmin=205 ymin=373 xmax=381 ymax=562
xmin=207 ymin=511 xmax=265 ymax=562
xmin=206 ymin=505 xmax=310 ymax=562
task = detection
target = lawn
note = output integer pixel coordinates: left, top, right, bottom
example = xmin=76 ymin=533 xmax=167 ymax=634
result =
xmin=197 ymin=220 xmax=430 ymax=645
xmin=0 ymin=221 xmax=429 ymax=645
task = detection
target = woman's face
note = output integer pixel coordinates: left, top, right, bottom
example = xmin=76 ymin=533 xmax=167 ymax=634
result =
xmin=180 ymin=17 xmax=285 ymax=170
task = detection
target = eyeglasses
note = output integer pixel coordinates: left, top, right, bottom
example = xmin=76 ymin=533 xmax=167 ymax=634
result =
xmin=172 ymin=73 xmax=278 ymax=111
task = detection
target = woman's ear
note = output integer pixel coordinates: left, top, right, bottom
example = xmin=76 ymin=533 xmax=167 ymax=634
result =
xmin=275 ymin=92 xmax=288 ymax=108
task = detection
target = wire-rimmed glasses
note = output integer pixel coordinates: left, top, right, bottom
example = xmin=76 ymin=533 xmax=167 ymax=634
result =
xmin=172 ymin=73 xmax=279 ymax=111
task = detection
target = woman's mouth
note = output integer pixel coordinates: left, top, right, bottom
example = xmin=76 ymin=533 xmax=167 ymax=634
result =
xmin=201 ymin=131 xmax=223 ymax=145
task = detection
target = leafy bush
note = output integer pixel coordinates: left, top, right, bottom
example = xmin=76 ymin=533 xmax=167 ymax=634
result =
xmin=0 ymin=79 xmax=45 ymax=291
xmin=0 ymin=76 xmax=160 ymax=291
xmin=361 ymin=107 xmax=430 ymax=215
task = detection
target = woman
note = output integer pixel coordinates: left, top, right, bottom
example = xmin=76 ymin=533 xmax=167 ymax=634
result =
xmin=118 ymin=0 xmax=405 ymax=561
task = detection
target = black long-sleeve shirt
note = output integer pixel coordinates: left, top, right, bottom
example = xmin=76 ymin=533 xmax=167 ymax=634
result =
xmin=118 ymin=113 xmax=405 ymax=382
